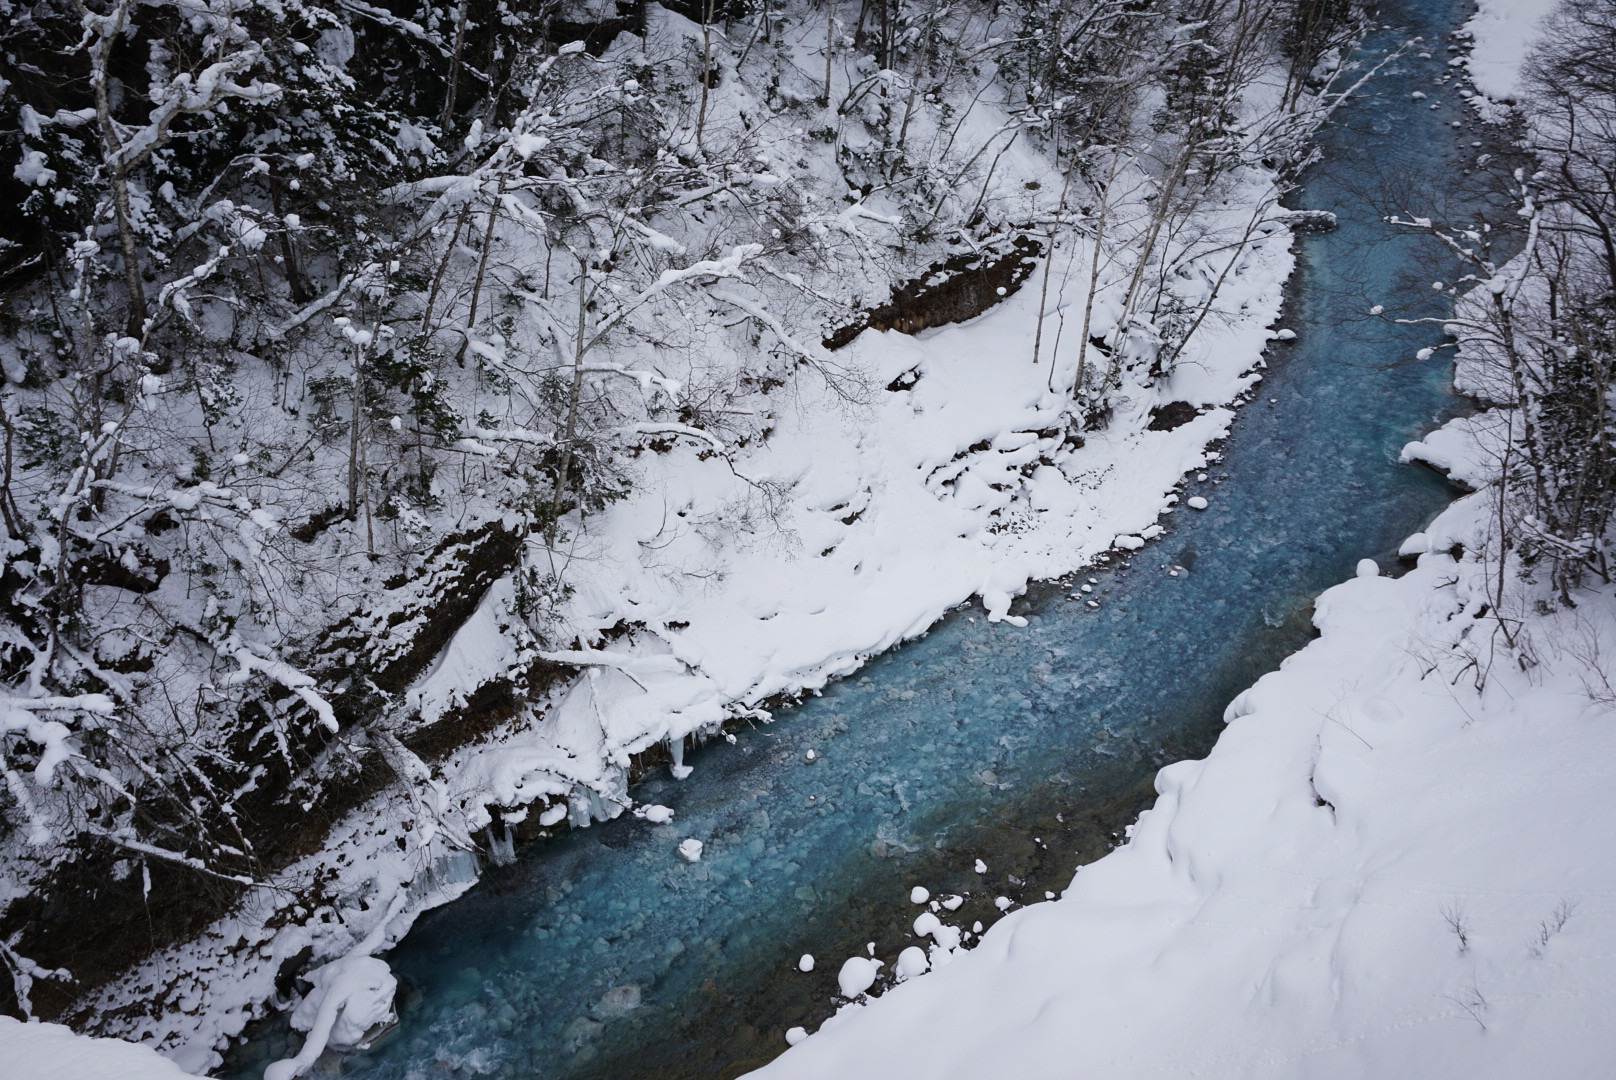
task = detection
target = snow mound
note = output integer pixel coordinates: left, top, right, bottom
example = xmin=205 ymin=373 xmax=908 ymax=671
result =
xmin=0 ymin=1018 xmax=198 ymax=1080
xmin=1464 ymin=0 xmax=1558 ymax=100
xmin=837 ymin=956 xmax=881 ymax=998
xmin=1401 ymin=413 xmax=1507 ymax=492
xmin=895 ymin=947 xmax=930 ymax=982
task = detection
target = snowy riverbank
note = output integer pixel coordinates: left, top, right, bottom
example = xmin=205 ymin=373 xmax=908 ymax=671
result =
xmin=54 ymin=58 xmax=1308 ymax=1080
xmin=80 ymin=214 xmax=1294 ymax=1073
xmin=0 ymin=1018 xmax=197 ymax=1080
xmin=741 ymin=3 xmax=1616 ymax=1072
xmin=746 ymin=393 xmax=1616 ymax=1080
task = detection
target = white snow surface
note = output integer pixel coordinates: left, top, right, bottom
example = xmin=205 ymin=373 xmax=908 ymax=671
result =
xmin=0 ymin=1018 xmax=196 ymax=1080
xmin=747 ymin=417 xmax=1616 ymax=1079
xmin=1399 ymin=411 xmax=1506 ymax=491
xmin=1464 ymin=0 xmax=1559 ymax=100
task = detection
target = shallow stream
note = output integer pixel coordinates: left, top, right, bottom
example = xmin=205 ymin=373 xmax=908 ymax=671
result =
xmin=225 ymin=1 xmax=1505 ymax=1075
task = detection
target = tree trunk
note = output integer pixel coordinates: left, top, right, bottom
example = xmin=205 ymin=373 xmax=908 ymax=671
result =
xmin=697 ymin=0 xmax=716 ymax=152
xmin=108 ymin=168 xmax=151 ymax=341
xmin=456 ymin=178 xmax=506 ymax=367
xmin=823 ymin=0 xmax=839 ymax=105
xmin=549 ymin=258 xmax=591 ymax=546
xmin=347 ymin=344 xmax=364 ymax=519
xmin=268 ymin=164 xmax=311 ymax=305
xmin=443 ymin=0 xmax=472 ymax=130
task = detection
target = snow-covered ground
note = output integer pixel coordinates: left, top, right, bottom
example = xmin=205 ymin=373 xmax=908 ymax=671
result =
xmin=748 ymin=419 xmax=1616 ymax=1077
xmin=0 ymin=1018 xmax=197 ymax=1080
xmin=1464 ymin=0 xmax=1556 ymax=100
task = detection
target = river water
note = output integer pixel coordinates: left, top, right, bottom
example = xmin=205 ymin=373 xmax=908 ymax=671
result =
xmin=224 ymin=1 xmax=1502 ymax=1075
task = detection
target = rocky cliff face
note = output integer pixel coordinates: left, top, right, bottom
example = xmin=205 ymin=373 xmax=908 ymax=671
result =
xmin=824 ymin=235 xmax=1044 ymax=350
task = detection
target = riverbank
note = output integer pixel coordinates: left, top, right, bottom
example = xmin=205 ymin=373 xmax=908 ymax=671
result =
xmin=208 ymin=0 xmax=1508 ymax=1071
xmin=55 ymin=26 xmax=1314 ymax=1075
xmin=748 ymin=403 xmax=1616 ymax=1078
xmin=744 ymin=1 xmax=1616 ymax=1074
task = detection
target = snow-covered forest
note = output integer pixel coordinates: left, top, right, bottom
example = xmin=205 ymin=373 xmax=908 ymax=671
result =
xmin=3 ymin=0 xmax=1613 ymax=1075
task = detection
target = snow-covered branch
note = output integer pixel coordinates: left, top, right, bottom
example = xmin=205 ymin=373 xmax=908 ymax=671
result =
xmin=218 ymin=639 xmax=338 ymax=733
xmin=581 ymin=244 xmax=765 ymax=357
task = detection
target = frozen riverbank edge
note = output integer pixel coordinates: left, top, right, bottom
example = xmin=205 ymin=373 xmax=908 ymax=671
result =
xmin=48 ymin=104 xmax=1305 ymax=1080
xmin=748 ymin=408 xmax=1616 ymax=1078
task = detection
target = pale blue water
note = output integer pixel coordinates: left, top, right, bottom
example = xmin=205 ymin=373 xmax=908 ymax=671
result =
xmin=225 ymin=2 xmax=1505 ymax=1076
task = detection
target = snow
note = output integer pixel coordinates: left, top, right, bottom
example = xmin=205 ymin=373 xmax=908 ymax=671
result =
xmin=261 ymin=892 xmax=406 ymax=1079
xmin=912 ymin=911 xmax=962 ymax=952
xmin=909 ymin=887 xmax=930 ymax=905
xmin=1186 ymin=496 xmax=1208 ymax=511
xmin=980 ymin=590 xmax=1027 ymax=629
xmin=894 ymin=947 xmax=929 ymax=982
xmin=13 ymin=149 xmax=56 ymax=187
xmin=1464 ymin=0 xmax=1560 ymax=100
xmin=1400 ymin=413 xmax=1507 ymax=492
xmin=0 ymin=1018 xmax=196 ymax=1080
xmin=798 ymin=954 xmax=815 ymax=973
xmin=747 ymin=417 xmax=1616 ymax=1079
xmin=263 ymin=957 xmax=395 ymax=1080
xmin=836 ymin=956 xmax=881 ymax=998
xmin=55 ymin=4 xmax=1306 ymax=1056
xmin=677 ymin=838 xmax=704 ymax=862
xmin=1398 ymin=532 xmax=1431 ymax=558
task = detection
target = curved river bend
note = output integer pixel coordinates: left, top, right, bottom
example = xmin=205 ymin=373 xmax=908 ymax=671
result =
xmin=226 ymin=1 xmax=1502 ymax=1076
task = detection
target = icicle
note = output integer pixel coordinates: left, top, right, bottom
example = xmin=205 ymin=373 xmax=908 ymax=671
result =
xmin=435 ymin=848 xmax=480 ymax=888
xmin=404 ymin=843 xmax=481 ymax=907
xmin=485 ymin=825 xmax=515 ymax=867
xmin=669 ymin=733 xmax=692 ymax=780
